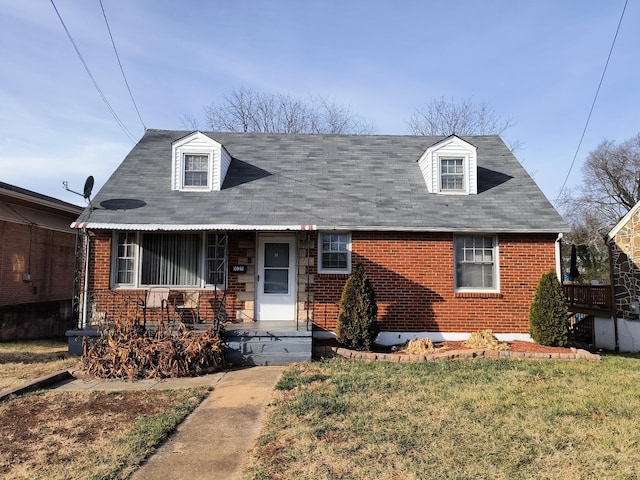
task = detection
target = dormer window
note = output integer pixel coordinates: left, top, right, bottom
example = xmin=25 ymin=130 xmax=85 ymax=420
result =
xmin=184 ymin=154 xmax=209 ymax=188
xmin=417 ymin=135 xmax=478 ymax=195
xmin=440 ymin=158 xmax=464 ymax=191
xmin=171 ymin=131 xmax=232 ymax=192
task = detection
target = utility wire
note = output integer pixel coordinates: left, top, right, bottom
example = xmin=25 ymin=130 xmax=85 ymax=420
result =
xmin=99 ymin=0 xmax=146 ymax=131
xmin=50 ymin=0 xmax=137 ymax=143
xmin=555 ymin=0 xmax=628 ymax=204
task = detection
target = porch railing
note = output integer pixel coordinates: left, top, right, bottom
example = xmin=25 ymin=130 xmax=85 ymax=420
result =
xmin=563 ymin=284 xmax=612 ymax=316
xmin=77 ymin=288 xmax=228 ymax=329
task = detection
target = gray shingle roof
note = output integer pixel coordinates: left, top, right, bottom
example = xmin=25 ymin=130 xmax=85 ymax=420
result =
xmin=77 ymin=129 xmax=568 ymax=233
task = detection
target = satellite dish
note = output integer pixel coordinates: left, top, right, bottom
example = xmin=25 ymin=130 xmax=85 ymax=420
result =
xmin=83 ymin=176 xmax=94 ymax=200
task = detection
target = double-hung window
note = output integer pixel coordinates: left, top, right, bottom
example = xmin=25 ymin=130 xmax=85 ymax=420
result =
xmin=454 ymin=236 xmax=498 ymax=291
xmin=318 ymin=232 xmax=351 ymax=274
xmin=440 ymin=158 xmax=465 ymax=191
xmin=112 ymin=232 xmax=227 ymax=288
xmin=183 ymin=154 xmax=209 ymax=188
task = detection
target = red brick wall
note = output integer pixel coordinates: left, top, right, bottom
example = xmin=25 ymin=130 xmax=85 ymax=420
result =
xmin=310 ymin=231 xmax=557 ymax=334
xmin=89 ymin=229 xmax=557 ymax=334
xmin=89 ymin=230 xmax=247 ymax=323
xmin=0 ymin=221 xmax=77 ymax=306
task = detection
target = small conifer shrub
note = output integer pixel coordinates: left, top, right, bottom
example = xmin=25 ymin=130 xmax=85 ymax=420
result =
xmin=529 ymin=269 xmax=569 ymax=346
xmin=336 ymin=263 xmax=379 ymax=351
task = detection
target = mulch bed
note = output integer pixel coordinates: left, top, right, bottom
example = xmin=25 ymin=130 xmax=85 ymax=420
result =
xmin=313 ymin=338 xmax=598 ymax=361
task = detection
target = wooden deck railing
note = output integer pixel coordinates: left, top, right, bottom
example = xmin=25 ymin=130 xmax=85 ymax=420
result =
xmin=563 ymin=284 xmax=612 ymax=315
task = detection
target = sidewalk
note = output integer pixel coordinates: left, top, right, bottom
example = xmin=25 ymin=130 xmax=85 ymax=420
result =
xmin=55 ymin=366 xmax=285 ymax=480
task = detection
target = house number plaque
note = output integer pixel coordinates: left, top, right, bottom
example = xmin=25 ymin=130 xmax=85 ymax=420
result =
xmin=231 ymin=265 xmax=247 ymax=273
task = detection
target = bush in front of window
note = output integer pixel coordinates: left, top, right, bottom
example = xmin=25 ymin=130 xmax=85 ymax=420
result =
xmin=336 ymin=263 xmax=379 ymax=351
xmin=528 ymin=269 xmax=569 ymax=347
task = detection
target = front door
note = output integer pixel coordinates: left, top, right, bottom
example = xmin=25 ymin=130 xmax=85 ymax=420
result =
xmin=256 ymin=235 xmax=296 ymax=321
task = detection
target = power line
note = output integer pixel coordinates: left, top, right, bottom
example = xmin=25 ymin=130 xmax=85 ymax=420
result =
xmin=99 ymin=0 xmax=146 ymax=131
xmin=50 ymin=0 xmax=137 ymax=143
xmin=555 ymin=0 xmax=628 ymax=204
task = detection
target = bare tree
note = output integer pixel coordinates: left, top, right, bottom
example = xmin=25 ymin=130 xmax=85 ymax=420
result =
xmin=407 ymin=96 xmax=515 ymax=136
xmin=198 ymin=86 xmax=375 ymax=134
xmin=561 ymin=133 xmax=640 ymax=283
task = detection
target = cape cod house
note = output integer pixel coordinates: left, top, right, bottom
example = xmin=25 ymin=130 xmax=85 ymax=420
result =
xmin=70 ymin=129 xmax=568 ymax=362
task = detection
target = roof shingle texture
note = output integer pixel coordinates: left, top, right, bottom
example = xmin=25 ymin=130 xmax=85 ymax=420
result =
xmin=80 ymin=129 xmax=568 ymax=233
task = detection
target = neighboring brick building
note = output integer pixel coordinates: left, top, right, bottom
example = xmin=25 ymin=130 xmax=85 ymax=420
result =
xmin=74 ymin=130 xmax=568 ymax=344
xmin=0 ymin=182 xmax=83 ymax=340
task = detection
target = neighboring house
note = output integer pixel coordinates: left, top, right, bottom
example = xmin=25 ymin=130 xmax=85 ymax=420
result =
xmin=0 ymin=182 xmax=83 ymax=340
xmin=72 ymin=129 xmax=567 ymax=344
xmin=603 ymin=203 xmax=640 ymax=352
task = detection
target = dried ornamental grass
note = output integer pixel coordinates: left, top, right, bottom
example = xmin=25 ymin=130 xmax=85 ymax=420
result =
xmin=82 ymin=317 xmax=226 ymax=381
xmin=462 ymin=329 xmax=510 ymax=351
xmin=402 ymin=338 xmax=447 ymax=355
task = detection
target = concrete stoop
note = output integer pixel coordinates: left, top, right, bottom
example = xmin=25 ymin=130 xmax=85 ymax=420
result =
xmin=224 ymin=322 xmax=312 ymax=366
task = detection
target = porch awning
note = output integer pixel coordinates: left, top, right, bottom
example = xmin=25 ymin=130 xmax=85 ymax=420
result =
xmin=70 ymin=222 xmax=317 ymax=231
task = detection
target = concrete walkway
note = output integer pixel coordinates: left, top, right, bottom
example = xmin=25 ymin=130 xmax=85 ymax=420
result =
xmin=54 ymin=366 xmax=285 ymax=480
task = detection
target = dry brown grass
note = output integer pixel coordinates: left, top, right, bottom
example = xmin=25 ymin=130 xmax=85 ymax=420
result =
xmin=401 ymin=337 xmax=446 ymax=354
xmin=244 ymin=356 xmax=640 ymax=479
xmin=0 ymin=387 xmax=207 ymax=480
xmin=0 ymin=339 xmax=79 ymax=393
xmin=462 ymin=329 xmax=510 ymax=350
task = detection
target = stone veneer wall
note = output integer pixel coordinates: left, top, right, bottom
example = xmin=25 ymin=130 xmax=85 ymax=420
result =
xmin=611 ymin=211 xmax=640 ymax=320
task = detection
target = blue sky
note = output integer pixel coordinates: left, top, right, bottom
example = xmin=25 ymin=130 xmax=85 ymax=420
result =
xmin=0 ymin=1 xmax=637 ymax=209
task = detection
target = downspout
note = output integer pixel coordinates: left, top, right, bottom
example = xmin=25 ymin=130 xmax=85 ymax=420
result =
xmin=82 ymin=228 xmax=90 ymax=329
xmin=555 ymin=233 xmax=563 ymax=281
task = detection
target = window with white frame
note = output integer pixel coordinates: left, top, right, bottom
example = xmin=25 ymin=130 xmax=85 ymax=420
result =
xmin=318 ymin=232 xmax=351 ymax=274
xmin=454 ymin=236 xmax=498 ymax=290
xmin=112 ymin=232 xmax=227 ymax=288
xmin=440 ymin=158 xmax=464 ymax=191
xmin=115 ymin=232 xmax=136 ymax=285
xmin=183 ymin=154 xmax=209 ymax=188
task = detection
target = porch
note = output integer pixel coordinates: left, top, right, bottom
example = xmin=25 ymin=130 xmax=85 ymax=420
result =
xmin=563 ymin=284 xmax=613 ymax=348
xmin=66 ymin=289 xmax=312 ymax=365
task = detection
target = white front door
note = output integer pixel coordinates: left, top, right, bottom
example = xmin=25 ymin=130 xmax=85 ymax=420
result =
xmin=257 ymin=235 xmax=296 ymax=321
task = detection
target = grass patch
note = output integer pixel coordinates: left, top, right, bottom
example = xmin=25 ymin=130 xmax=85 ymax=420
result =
xmin=0 ymin=387 xmax=208 ymax=479
xmin=0 ymin=339 xmax=79 ymax=392
xmin=244 ymin=357 xmax=640 ymax=479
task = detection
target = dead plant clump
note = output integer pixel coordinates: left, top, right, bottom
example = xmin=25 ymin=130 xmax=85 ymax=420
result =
xmin=402 ymin=338 xmax=447 ymax=355
xmin=82 ymin=318 xmax=225 ymax=381
xmin=462 ymin=329 xmax=510 ymax=351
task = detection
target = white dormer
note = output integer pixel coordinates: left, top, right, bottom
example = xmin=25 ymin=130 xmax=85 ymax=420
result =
xmin=171 ymin=131 xmax=232 ymax=192
xmin=417 ymin=135 xmax=478 ymax=195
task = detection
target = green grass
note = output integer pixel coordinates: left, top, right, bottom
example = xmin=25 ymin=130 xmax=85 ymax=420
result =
xmin=244 ymin=357 xmax=640 ymax=480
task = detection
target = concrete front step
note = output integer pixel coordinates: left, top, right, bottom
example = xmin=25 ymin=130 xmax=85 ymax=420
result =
xmin=224 ymin=321 xmax=312 ymax=366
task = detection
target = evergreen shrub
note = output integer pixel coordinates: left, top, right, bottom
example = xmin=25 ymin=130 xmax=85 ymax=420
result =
xmin=335 ymin=263 xmax=379 ymax=351
xmin=529 ymin=269 xmax=569 ymax=346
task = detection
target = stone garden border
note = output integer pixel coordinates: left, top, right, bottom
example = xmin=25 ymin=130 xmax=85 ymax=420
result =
xmin=313 ymin=345 xmax=601 ymax=362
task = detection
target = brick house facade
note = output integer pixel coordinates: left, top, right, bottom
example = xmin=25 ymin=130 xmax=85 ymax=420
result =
xmin=0 ymin=182 xmax=83 ymax=340
xmin=73 ymin=130 xmax=567 ymax=343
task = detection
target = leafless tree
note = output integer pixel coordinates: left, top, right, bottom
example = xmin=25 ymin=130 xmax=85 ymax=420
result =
xmin=561 ymin=133 xmax=640 ymax=282
xmin=407 ymin=96 xmax=515 ymax=136
xmin=195 ymin=86 xmax=375 ymax=134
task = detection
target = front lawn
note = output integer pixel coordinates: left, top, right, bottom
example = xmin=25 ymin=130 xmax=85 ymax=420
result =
xmin=0 ymin=387 xmax=208 ymax=479
xmin=244 ymin=356 xmax=640 ymax=479
xmin=0 ymin=339 xmax=79 ymax=393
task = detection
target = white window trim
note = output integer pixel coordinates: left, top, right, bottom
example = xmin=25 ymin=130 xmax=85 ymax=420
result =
xmin=111 ymin=231 xmax=227 ymax=289
xmin=180 ymin=151 xmax=212 ymax=191
xmin=453 ymin=235 xmax=500 ymax=292
xmin=438 ymin=155 xmax=469 ymax=194
xmin=318 ymin=232 xmax=352 ymax=274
